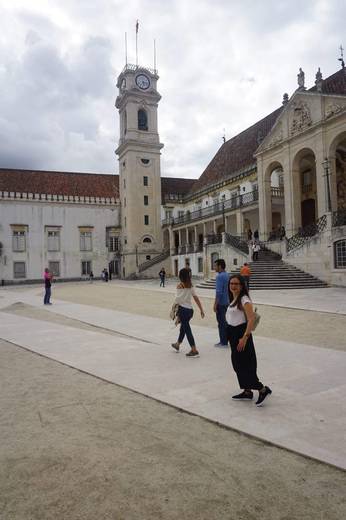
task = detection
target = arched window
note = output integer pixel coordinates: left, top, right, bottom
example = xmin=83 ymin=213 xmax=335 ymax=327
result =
xmin=124 ymin=110 xmax=127 ymax=135
xmin=138 ymin=109 xmax=148 ymax=131
xmin=143 ymin=237 xmax=152 ymax=243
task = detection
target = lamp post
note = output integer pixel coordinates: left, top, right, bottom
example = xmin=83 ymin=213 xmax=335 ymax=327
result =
xmin=322 ymin=157 xmax=332 ymax=213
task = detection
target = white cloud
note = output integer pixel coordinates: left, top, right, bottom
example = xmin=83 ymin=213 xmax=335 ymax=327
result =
xmin=0 ymin=0 xmax=345 ymax=178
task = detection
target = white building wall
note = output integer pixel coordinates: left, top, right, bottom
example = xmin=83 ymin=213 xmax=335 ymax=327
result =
xmin=0 ymin=199 xmax=120 ymax=282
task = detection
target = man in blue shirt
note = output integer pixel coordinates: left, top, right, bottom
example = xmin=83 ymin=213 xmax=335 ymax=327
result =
xmin=214 ymin=258 xmax=229 ymax=347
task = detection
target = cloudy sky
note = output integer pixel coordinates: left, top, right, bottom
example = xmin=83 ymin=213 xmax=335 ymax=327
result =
xmin=0 ymin=0 xmax=345 ymax=179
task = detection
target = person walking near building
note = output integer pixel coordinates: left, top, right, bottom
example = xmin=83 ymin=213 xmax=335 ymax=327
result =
xmin=247 ymin=228 xmax=252 ymax=241
xmin=240 ymin=262 xmax=251 ymax=290
xmin=159 ymin=267 xmax=166 ymax=287
xmin=171 ymin=268 xmax=205 ymax=358
xmin=214 ymin=258 xmax=229 ymax=348
xmin=226 ymin=274 xmax=272 ymax=406
xmin=252 ymin=242 xmax=260 ymax=261
xmin=43 ymin=268 xmax=53 ymax=305
xmin=89 ymin=271 xmax=94 ymax=283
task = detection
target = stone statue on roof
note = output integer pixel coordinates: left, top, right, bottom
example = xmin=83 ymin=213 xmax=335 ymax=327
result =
xmin=315 ymin=67 xmax=323 ymax=92
xmin=297 ymin=68 xmax=305 ymax=90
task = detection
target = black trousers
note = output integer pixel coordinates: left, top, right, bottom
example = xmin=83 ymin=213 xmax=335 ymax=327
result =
xmin=227 ymin=323 xmax=263 ymax=390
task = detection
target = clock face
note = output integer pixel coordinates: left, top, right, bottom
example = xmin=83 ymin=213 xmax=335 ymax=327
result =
xmin=135 ymin=74 xmax=150 ymax=90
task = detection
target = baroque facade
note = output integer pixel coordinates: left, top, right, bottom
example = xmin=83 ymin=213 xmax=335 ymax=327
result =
xmin=0 ymin=64 xmax=345 ymax=285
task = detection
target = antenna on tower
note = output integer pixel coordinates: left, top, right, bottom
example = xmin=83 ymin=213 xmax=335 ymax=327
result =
xmin=154 ymin=39 xmax=157 ymax=73
xmin=135 ymin=20 xmax=139 ymax=67
xmin=338 ymin=44 xmax=345 ymax=68
xmin=125 ymin=32 xmax=128 ymax=65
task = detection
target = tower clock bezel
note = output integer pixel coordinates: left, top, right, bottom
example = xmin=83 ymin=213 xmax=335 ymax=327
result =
xmin=135 ymin=74 xmax=150 ymax=90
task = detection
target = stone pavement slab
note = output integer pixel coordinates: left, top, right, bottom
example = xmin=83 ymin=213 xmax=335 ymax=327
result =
xmin=1 ymin=301 xmax=345 ymax=471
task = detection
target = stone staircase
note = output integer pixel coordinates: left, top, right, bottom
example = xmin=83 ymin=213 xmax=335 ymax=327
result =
xmin=197 ymin=248 xmax=328 ymax=290
xmin=138 ymin=250 xmax=170 ymax=273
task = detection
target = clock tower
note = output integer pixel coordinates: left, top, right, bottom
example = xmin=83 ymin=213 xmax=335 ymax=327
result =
xmin=115 ymin=64 xmax=164 ymax=278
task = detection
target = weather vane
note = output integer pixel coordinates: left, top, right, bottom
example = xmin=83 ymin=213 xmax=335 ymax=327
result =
xmin=338 ymin=44 xmax=345 ymax=69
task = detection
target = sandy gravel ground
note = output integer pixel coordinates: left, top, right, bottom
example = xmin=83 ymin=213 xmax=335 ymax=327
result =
xmin=1 ymin=340 xmax=346 ymax=520
xmin=49 ymin=282 xmax=346 ymax=351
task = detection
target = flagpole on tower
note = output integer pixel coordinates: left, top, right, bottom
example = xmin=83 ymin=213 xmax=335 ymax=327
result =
xmin=153 ymin=39 xmax=157 ymax=73
xmin=135 ymin=20 xmax=139 ymax=67
xmin=125 ymin=32 xmax=128 ymax=66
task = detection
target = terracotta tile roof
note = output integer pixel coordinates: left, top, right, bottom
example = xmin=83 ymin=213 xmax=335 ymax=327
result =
xmin=161 ymin=176 xmax=196 ymax=203
xmin=309 ymin=67 xmax=346 ymax=95
xmin=190 ymin=107 xmax=283 ymax=195
xmin=0 ymin=168 xmax=119 ymax=198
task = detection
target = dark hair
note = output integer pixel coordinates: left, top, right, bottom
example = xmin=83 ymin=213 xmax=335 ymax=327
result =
xmin=179 ymin=268 xmax=192 ymax=288
xmin=229 ymin=274 xmax=249 ymax=309
xmin=215 ymin=258 xmax=226 ymax=270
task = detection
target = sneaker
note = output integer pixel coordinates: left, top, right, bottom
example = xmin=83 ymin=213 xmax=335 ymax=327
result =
xmin=214 ymin=342 xmax=228 ymax=348
xmin=232 ymin=391 xmax=253 ymax=400
xmin=255 ymin=386 xmax=272 ymax=407
xmin=171 ymin=343 xmax=180 ymax=352
xmin=186 ymin=350 xmax=199 ymax=358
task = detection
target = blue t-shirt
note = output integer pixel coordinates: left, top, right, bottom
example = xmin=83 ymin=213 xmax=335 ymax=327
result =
xmin=215 ymin=271 xmax=230 ymax=306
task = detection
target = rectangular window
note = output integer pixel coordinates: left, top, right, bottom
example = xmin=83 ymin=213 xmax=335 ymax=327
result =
xmin=49 ymin=261 xmax=60 ymax=277
xmin=144 ymin=195 xmax=149 ymax=206
xmin=143 ymin=176 xmax=148 ymax=186
xmin=109 ymin=236 xmax=119 ymax=252
xmin=144 ymin=215 xmax=149 ymax=225
xmin=13 ymin=261 xmax=26 ymax=279
xmin=198 ymin=257 xmax=203 ymax=272
xmin=80 ymin=231 xmax=92 ymax=251
xmin=165 ymin=210 xmax=172 ymax=220
xmin=12 ymin=230 xmax=26 ymax=252
xmin=334 ymin=240 xmax=346 ymax=268
xmin=81 ymin=260 xmax=92 ymax=276
xmin=47 ymin=230 xmax=60 ymax=251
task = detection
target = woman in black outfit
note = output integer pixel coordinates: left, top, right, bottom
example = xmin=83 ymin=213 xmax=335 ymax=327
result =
xmin=226 ymin=274 xmax=272 ymax=406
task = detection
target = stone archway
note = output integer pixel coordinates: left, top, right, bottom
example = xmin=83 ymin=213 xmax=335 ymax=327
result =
xmin=329 ymin=132 xmax=346 ymax=210
xmin=292 ymin=148 xmax=317 ymax=231
xmin=262 ymin=161 xmax=285 ymax=239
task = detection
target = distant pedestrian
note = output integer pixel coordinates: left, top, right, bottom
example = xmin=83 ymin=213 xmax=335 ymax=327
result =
xmin=213 ymin=258 xmax=229 ymax=348
xmin=247 ymin=228 xmax=252 ymax=241
xmin=89 ymin=271 xmax=94 ymax=283
xmin=240 ymin=262 xmax=251 ymax=290
xmin=226 ymin=274 xmax=272 ymax=406
xmin=101 ymin=269 xmax=106 ymax=281
xmin=253 ymin=229 xmax=259 ymax=241
xmin=171 ymin=268 xmax=205 ymax=358
xmin=280 ymin=225 xmax=286 ymax=240
xmin=252 ymin=242 xmax=260 ymax=261
xmin=43 ymin=268 xmax=53 ymax=305
xmin=104 ymin=269 xmax=109 ymax=282
xmin=159 ymin=267 xmax=166 ymax=287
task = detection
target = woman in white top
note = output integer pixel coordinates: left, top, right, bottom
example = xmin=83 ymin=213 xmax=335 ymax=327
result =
xmin=226 ymin=274 xmax=272 ymax=406
xmin=171 ymin=268 xmax=205 ymax=358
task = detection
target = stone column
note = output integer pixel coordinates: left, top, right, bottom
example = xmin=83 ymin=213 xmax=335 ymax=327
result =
xmin=194 ymin=225 xmax=198 ymax=252
xmin=169 ymin=227 xmax=175 ymax=255
xmin=315 ymin=149 xmax=333 ymax=218
xmin=236 ymin=210 xmax=244 ymax=237
xmin=213 ymin=220 xmax=217 ymax=234
xmin=258 ymin=157 xmax=272 ymax=240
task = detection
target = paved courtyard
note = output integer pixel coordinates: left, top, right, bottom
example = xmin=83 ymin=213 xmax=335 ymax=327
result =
xmin=1 ymin=280 xmax=346 ymax=519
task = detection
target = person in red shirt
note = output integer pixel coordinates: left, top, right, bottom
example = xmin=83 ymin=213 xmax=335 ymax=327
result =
xmin=240 ymin=263 xmax=251 ymax=290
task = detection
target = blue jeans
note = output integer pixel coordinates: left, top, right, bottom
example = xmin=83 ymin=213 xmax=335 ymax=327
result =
xmin=44 ymin=287 xmax=51 ymax=304
xmin=177 ymin=306 xmax=195 ymax=347
xmin=216 ymin=304 xmax=228 ymax=345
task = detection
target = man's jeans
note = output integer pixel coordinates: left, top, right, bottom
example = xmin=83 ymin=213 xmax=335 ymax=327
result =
xmin=44 ymin=287 xmax=51 ymax=304
xmin=216 ymin=304 xmax=228 ymax=345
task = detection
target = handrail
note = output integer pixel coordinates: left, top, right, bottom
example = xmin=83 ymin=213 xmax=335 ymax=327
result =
xmin=162 ymin=190 xmax=259 ymax=227
xmin=224 ymin=233 xmax=249 ymax=254
xmin=286 ymin=215 xmax=327 ymax=252
xmin=332 ymin=209 xmax=346 ymax=227
xmin=138 ymin=250 xmax=170 ymax=272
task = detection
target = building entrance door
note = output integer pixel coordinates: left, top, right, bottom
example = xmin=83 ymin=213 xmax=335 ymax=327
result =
xmin=301 ymin=198 xmax=316 ymax=228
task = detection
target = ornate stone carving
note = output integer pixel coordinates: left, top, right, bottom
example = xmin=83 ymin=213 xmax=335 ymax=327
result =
xmin=325 ymin=102 xmax=346 ymax=118
xmin=290 ymin=101 xmax=312 ymax=135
